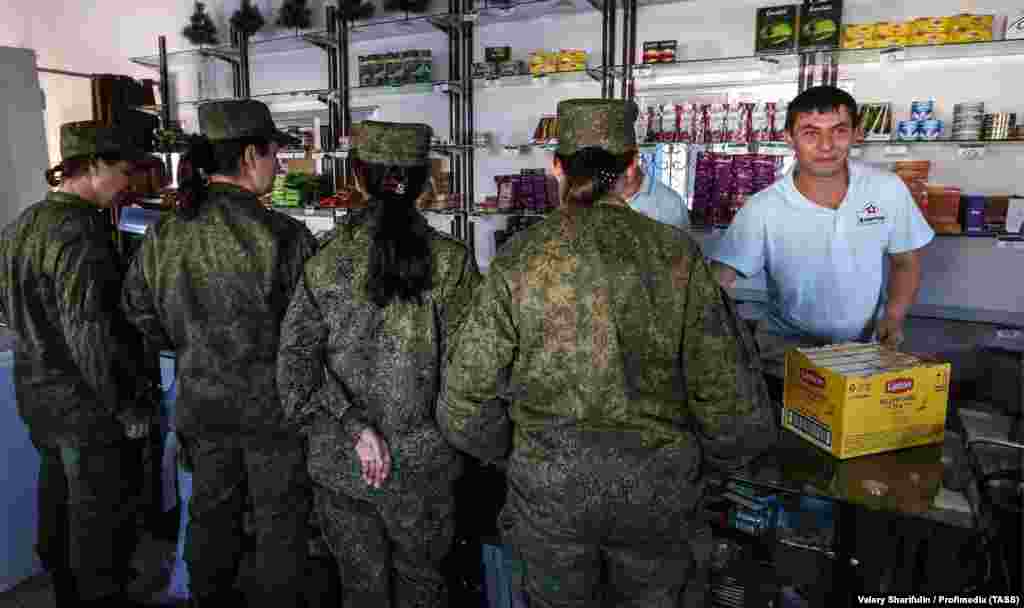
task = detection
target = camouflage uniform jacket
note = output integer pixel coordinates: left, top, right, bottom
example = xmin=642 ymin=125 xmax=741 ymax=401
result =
xmin=122 ymin=183 xmax=317 ymax=440
xmin=0 ymin=191 xmax=151 ymax=447
xmin=438 ymin=196 xmax=775 ymax=469
xmin=277 ymin=208 xmax=480 ymax=502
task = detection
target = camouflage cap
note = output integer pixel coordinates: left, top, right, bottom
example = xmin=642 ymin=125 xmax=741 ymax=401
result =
xmin=556 ymin=98 xmax=639 ymax=156
xmin=198 ymin=99 xmax=300 ymax=146
xmin=60 ymin=116 xmax=155 ymax=162
xmin=351 ymin=121 xmax=432 ymax=167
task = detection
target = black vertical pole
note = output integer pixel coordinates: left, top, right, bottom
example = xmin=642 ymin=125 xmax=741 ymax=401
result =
xmin=608 ymin=0 xmax=617 ymax=99
xmin=326 ymin=6 xmax=339 ymax=191
xmin=240 ymin=33 xmax=251 ymax=98
xmin=464 ymin=0 xmax=474 ymax=224
xmin=158 ymin=36 xmax=173 ymax=187
xmin=620 ymin=0 xmax=631 ymax=100
xmin=339 ymin=8 xmax=352 ymax=185
xmin=627 ymin=0 xmax=638 ymax=100
xmin=601 ymin=0 xmax=610 ymax=98
xmin=230 ymin=26 xmax=242 ymax=98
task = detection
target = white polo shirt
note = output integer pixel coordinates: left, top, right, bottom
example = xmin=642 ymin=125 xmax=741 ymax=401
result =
xmin=709 ymin=160 xmax=934 ymax=343
xmin=628 ymin=173 xmax=690 ymax=230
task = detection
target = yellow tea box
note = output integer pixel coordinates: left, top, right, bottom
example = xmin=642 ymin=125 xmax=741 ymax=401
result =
xmin=783 ymin=343 xmax=951 ymax=459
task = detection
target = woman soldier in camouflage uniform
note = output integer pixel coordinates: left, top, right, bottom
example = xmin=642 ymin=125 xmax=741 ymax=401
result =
xmin=277 ymin=121 xmax=481 ymax=608
xmin=438 ymin=98 xmax=776 ymax=607
xmin=0 ymin=118 xmax=160 ymax=608
xmin=122 ymin=100 xmax=317 ymax=608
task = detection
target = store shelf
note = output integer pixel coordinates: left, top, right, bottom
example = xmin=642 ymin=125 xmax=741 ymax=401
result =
xmin=604 ymin=38 xmax=1024 ymax=86
xmin=474 ymin=69 xmax=597 ymax=90
xmin=131 ymin=30 xmax=342 ymax=69
xmin=469 ymin=210 xmax=551 ymax=217
xmin=855 ymin=139 xmax=1024 ymax=147
xmin=171 ymin=87 xmax=335 ymax=107
xmin=352 ymin=80 xmax=458 ymax=101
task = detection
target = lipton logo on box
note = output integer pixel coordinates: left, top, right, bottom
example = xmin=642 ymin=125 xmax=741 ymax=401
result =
xmin=886 ymin=378 xmax=914 ymax=394
xmin=800 ymin=368 xmax=826 ymax=389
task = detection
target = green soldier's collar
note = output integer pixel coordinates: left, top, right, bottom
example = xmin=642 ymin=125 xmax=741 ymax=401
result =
xmin=46 ymin=190 xmax=99 ymax=209
xmin=596 ymin=193 xmax=630 ymax=210
xmin=206 ymin=181 xmax=267 ymax=212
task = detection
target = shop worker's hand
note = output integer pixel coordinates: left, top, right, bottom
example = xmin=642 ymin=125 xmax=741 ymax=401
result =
xmin=119 ymin=411 xmax=152 ymax=440
xmin=877 ymin=317 xmax=906 ymax=349
xmin=356 ymin=427 xmax=391 ymax=489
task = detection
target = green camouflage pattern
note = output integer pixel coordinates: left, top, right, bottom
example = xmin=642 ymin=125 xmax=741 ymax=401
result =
xmin=277 ymin=206 xmax=479 ymax=606
xmin=0 ymin=191 xmax=155 ymax=447
xmin=351 ymin=121 xmax=433 ymax=167
xmin=198 ymin=99 xmax=301 ymax=145
xmin=35 ymin=440 xmax=144 ymax=600
xmin=180 ymin=436 xmax=310 ymax=606
xmin=556 ymin=98 xmax=639 ymax=156
xmin=60 ymin=118 xmax=153 ymax=162
xmin=315 ymin=485 xmax=454 ymax=608
xmin=437 ymin=196 xmax=775 ymax=604
xmin=121 ymin=183 xmax=317 ymax=440
xmin=501 ymin=435 xmax=699 ymax=607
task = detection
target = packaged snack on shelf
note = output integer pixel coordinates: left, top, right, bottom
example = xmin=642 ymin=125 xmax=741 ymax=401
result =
xmin=985 ymin=195 xmax=1009 ymax=231
xmin=485 ymin=46 xmax=511 ymax=63
xmin=736 ymin=103 xmax=755 ymax=145
xmin=912 ymin=16 xmax=952 ymax=34
xmin=772 ymin=102 xmax=788 ymax=141
xmin=756 ymin=5 xmax=798 ymax=54
xmin=876 ymin=21 xmax=911 ymax=38
xmin=358 ymin=55 xmax=374 ymax=87
xmin=799 ymin=0 xmax=844 ymax=51
xmin=951 ymin=13 xmax=993 ymax=32
xmin=911 ymin=32 xmax=950 ymax=46
xmin=385 ymin=52 xmax=403 ymax=86
xmin=858 ymin=102 xmax=893 ymax=141
xmin=414 ymin=50 xmax=433 ymax=83
xmin=528 ymin=50 xmax=558 ymax=75
xmin=558 ymin=49 xmax=588 ymax=71
xmin=499 ymin=60 xmax=527 ymax=77
xmin=962 ymin=194 xmax=987 ymax=233
xmin=642 ymin=41 xmax=661 ymax=64
xmin=371 ymin=54 xmax=388 ymax=86
xmin=473 ymin=62 xmax=496 ymax=79
xmin=948 ymin=29 xmax=992 ymax=43
xmin=674 ymin=104 xmax=691 ymax=143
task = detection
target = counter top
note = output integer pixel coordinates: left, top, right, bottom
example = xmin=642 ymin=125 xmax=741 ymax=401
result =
xmin=730 ymin=430 xmax=974 ymax=530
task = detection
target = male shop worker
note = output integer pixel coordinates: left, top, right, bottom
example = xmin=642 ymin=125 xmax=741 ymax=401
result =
xmin=710 ymin=85 xmax=934 ymax=376
xmin=622 ymin=153 xmax=690 ymax=229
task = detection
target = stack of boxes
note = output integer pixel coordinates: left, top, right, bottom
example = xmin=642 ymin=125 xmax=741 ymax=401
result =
xmin=479 ymin=170 xmax=559 ymax=214
xmin=358 ymin=50 xmax=433 ymax=87
xmin=842 ymin=13 xmax=996 ymax=49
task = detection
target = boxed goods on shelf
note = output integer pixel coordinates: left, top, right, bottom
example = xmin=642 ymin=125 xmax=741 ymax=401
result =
xmin=985 ymin=195 xmax=1010 ymax=232
xmin=528 ymin=49 xmax=589 ymax=75
xmin=484 ymin=46 xmax=511 ymax=63
xmin=643 ymin=101 xmax=785 ymax=146
xmin=962 ymin=194 xmax=987 ymax=233
xmin=858 ymin=102 xmax=893 ymax=141
xmin=893 ymin=160 xmax=930 ymax=214
xmin=755 ymin=5 xmax=798 ymax=54
xmin=531 ymin=115 xmax=558 ymax=144
xmin=358 ymin=50 xmax=432 ymax=87
xmin=489 ymin=170 xmax=558 ymax=214
xmin=840 ymin=12 xmax=996 ymax=49
xmin=641 ymin=40 xmax=677 ymax=64
xmin=799 ymin=0 xmax=843 ymax=51
xmin=924 ymin=184 xmax=961 ymax=234
xmin=691 ymin=151 xmax=781 ymax=227
xmin=783 ymin=343 xmax=951 ymax=459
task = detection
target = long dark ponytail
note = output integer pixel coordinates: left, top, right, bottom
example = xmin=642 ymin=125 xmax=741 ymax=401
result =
xmin=555 ymin=146 xmax=636 ymax=209
xmin=177 ymin=134 xmax=272 ymax=219
xmin=354 ymin=159 xmax=432 ymax=307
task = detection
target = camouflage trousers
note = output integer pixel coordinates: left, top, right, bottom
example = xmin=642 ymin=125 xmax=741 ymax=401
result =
xmin=500 ymin=432 xmax=702 ymax=608
xmin=34 ymin=438 xmax=143 ymax=600
xmin=180 ymin=435 xmax=310 ymax=608
xmin=315 ymin=483 xmax=456 ymax=608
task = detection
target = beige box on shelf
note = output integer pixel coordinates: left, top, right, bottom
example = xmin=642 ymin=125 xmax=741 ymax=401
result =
xmin=783 ymin=343 xmax=951 ymax=459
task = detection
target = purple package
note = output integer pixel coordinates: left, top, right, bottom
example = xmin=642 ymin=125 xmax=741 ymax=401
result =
xmin=963 ymin=195 xmax=987 ymax=233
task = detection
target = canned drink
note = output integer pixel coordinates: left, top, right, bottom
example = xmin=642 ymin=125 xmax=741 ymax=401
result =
xmin=911 ymin=100 xmax=935 ymax=121
xmin=921 ymin=119 xmax=943 ymax=139
xmin=898 ymin=120 xmax=922 ymax=140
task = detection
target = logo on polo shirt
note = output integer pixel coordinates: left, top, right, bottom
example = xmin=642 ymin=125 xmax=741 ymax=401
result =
xmin=857 ymin=202 xmax=886 ymax=225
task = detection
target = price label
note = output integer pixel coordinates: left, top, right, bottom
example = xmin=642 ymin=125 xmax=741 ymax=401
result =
xmin=957 ymin=145 xmax=986 ymax=160
xmin=884 ymin=145 xmax=909 ymax=156
xmin=880 ymin=48 xmax=906 ymax=63
xmin=849 ymin=147 xmax=863 ymax=158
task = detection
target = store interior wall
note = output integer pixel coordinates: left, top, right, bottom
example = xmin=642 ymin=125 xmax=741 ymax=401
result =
xmin=2 ymin=0 xmax=1020 ymax=322
xmin=0 ymin=47 xmax=50 ymax=229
